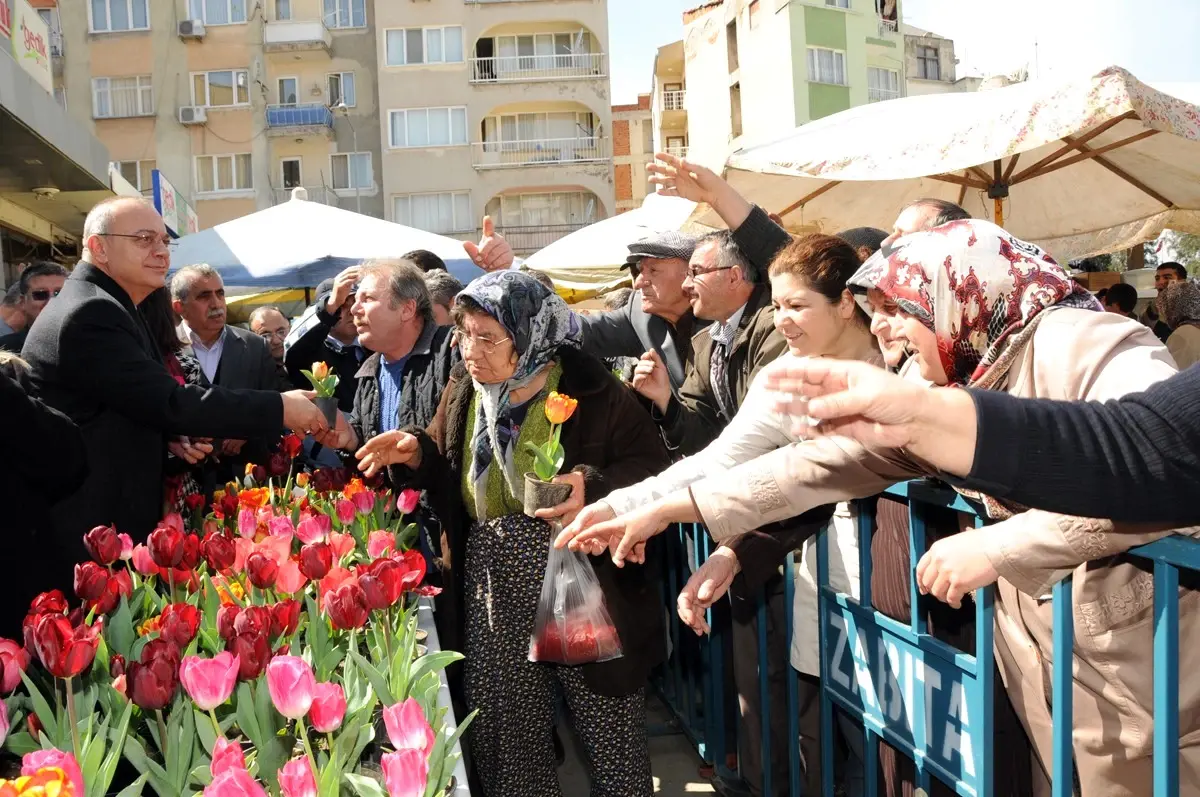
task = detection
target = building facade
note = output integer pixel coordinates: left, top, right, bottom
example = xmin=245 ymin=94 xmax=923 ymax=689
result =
xmin=903 ymin=25 xmax=981 ymax=96
xmin=612 ymin=93 xmax=652 ymax=213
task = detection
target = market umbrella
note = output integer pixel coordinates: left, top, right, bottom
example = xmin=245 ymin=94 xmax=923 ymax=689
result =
xmin=170 ymin=188 xmax=483 ymax=288
xmin=524 ymin=193 xmax=702 ymax=301
xmin=695 ymin=66 xmax=1200 ymax=263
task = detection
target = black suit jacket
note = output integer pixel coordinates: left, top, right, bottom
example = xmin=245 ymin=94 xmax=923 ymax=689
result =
xmin=21 ymin=263 xmax=284 ymax=591
xmin=579 ymin=294 xmax=703 ymax=390
xmin=205 ymin=325 xmax=286 ymax=483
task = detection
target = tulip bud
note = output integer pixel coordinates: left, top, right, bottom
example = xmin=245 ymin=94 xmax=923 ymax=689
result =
xmin=83 ymin=525 xmax=122 ymax=566
xmin=396 ymin=489 xmax=420 ymax=516
xmin=110 ymin=653 xmax=126 ymax=678
xmin=181 ymin=534 xmax=202 ymax=570
xmin=180 ymin=651 xmax=239 ymax=712
xmin=131 ymin=544 xmax=159 ymax=577
xmin=203 ymin=533 xmax=237 ymax=572
xmin=148 ymin=525 xmax=185 ymax=569
xmin=309 ymin=682 xmax=346 ymax=733
xmin=230 ymin=631 xmax=270 ymax=681
xmin=269 ymin=600 xmax=302 ymax=639
xmin=383 ymin=697 xmax=436 ymax=753
xmin=335 ymin=500 xmax=355 ymax=526
xmin=217 ymin=605 xmax=239 ymax=643
xmin=74 ymin=562 xmax=108 ymax=602
xmin=298 ymin=542 xmax=333 ymax=581
xmin=246 ymin=552 xmax=279 ymax=589
xmin=265 ymin=655 xmax=316 ymax=719
xmin=161 ymin=603 xmax=201 ymax=648
xmin=312 ymin=361 xmax=329 ymax=380
xmin=366 ymin=530 xmax=396 ymax=560
xmin=323 ymin=582 xmax=369 ymax=630
xmin=118 ymin=533 xmax=134 ymax=561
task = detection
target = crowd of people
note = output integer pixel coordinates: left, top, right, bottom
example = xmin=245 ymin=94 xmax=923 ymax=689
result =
xmin=2 ymin=149 xmax=1197 ymax=797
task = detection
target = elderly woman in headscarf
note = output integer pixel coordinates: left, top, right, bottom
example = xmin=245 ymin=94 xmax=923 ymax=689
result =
xmin=1158 ymin=277 xmax=1200 ymax=369
xmin=566 ymin=219 xmax=1200 ymax=796
xmin=355 ymin=270 xmax=669 ymax=797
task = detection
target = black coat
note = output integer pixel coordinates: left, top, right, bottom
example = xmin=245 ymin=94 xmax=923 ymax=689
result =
xmin=20 ymin=263 xmax=285 ymax=591
xmin=580 ymin=295 xmax=702 ymax=390
xmin=404 ymin=347 xmax=671 ymax=697
xmin=283 ymin=302 xmax=365 ymax=411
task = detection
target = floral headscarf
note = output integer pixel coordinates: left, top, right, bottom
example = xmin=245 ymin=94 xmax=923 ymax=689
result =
xmin=1158 ymin=279 xmax=1200 ymax=330
xmin=457 ymin=271 xmax=582 ymax=520
xmin=848 ymin=219 xmax=1101 ymax=388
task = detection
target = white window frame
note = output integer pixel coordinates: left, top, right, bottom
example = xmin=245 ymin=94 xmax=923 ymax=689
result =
xmin=322 ymin=0 xmax=366 ymax=29
xmin=383 ymin=26 xmax=464 ymax=67
xmin=867 ymin=66 xmax=900 ymax=101
xmin=280 ymin=157 xmax=302 ymax=189
xmin=485 ymin=32 xmax=591 ymax=71
xmin=330 ymin=152 xmax=374 ymax=192
xmin=327 ymin=71 xmax=356 ymax=108
xmin=806 ymin=46 xmax=848 ymax=86
xmin=191 ymin=69 xmax=251 ymax=108
xmin=187 ymin=0 xmax=247 ymax=26
xmin=194 ymin=153 xmax=253 ymax=195
xmin=274 ymin=0 xmax=292 ymax=21
xmin=823 ymin=0 xmax=850 ymax=8
xmin=387 ymin=107 xmax=469 ymax=150
xmin=392 ymin=191 xmax=473 ymax=234
xmin=482 ymin=111 xmax=596 ymax=148
xmin=92 ymin=76 xmax=154 ymax=119
xmin=88 ymin=0 xmax=150 ymax=33
xmin=277 ymin=76 xmax=299 ymax=105
xmin=114 ymin=160 xmax=156 ymax=194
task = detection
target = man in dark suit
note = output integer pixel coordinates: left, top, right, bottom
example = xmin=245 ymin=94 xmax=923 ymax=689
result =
xmin=21 ymin=196 xmax=326 ymax=595
xmin=171 ymin=264 xmax=287 ymax=483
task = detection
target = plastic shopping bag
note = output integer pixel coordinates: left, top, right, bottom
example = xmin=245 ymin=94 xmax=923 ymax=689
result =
xmin=528 ymin=535 xmax=623 ymax=665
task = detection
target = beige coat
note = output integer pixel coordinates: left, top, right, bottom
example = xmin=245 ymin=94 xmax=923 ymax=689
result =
xmin=688 ymin=308 xmax=1199 ymax=796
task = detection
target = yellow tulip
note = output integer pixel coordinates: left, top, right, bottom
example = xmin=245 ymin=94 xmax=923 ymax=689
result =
xmin=312 ymin=361 xmax=330 ymax=380
xmin=544 ymin=392 xmax=578 ymax=425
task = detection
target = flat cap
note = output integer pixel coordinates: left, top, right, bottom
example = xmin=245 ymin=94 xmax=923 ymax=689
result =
xmin=623 ymin=230 xmax=699 ymax=270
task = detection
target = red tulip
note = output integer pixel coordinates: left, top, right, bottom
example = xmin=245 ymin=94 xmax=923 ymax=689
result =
xmin=180 ymin=651 xmax=240 ymax=711
xmin=181 ymin=534 xmax=202 ymax=570
xmin=210 ymin=736 xmax=246 ymax=778
xmin=269 ymin=452 xmax=291 ymax=478
xmin=234 ymin=606 xmax=273 ymax=638
xmin=270 ymin=600 xmax=302 ymax=639
xmin=83 ymin=525 xmax=122 ymax=565
xmin=358 ymin=558 xmax=403 ymax=610
xmin=110 ymin=653 xmax=126 ymax=678
xmin=149 ymin=524 xmax=185 ymax=569
xmin=128 ymin=638 xmax=180 ymax=711
xmin=229 ymin=631 xmax=270 ymax=681
xmin=309 ymin=682 xmax=346 ymax=733
xmin=217 ymin=605 xmax=239 ymax=643
xmin=0 ymin=639 xmax=30 ymax=694
xmin=252 ymin=464 xmax=269 ymax=484
xmin=218 ymin=492 xmax=240 ymax=518
xmin=88 ymin=569 xmax=133 ymax=616
xmin=299 ymin=542 xmax=333 ymax=581
xmin=28 ymin=590 xmax=68 ymax=616
xmin=246 ymin=552 xmax=279 ymax=589
xmin=352 ymin=490 xmax=375 ymax=516
xmin=161 ymin=603 xmax=201 ymax=647
xmin=73 ymin=562 xmax=108 ymax=602
xmin=323 ymin=582 xmax=369 ymax=630
xmin=367 ymin=531 xmax=396 ymax=560
xmin=281 ymin=433 xmax=303 ymax=460
xmin=31 ymin=615 xmax=101 ymax=679
xmin=203 ymin=533 xmax=237 ymax=572
xmin=396 ymin=488 xmax=420 ymax=515
xmin=184 ymin=493 xmax=207 ymax=512
xmin=395 ymin=549 xmax=427 ymax=591
xmin=335 ymin=499 xmax=355 ymax=526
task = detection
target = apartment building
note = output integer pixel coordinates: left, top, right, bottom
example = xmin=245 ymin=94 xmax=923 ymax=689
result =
xmin=903 ymin=25 xmax=981 ymax=96
xmin=612 ymin=93 xmax=652 ymax=213
xmin=656 ymin=0 xmax=906 ymax=172
xmin=48 ymin=0 xmax=382 ymax=230
xmin=374 ymin=0 xmax=615 ymax=256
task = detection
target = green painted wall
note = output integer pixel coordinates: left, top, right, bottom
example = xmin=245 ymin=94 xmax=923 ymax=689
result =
xmin=808 ymin=82 xmax=851 ymax=120
xmin=803 ymin=5 xmax=848 ymax=50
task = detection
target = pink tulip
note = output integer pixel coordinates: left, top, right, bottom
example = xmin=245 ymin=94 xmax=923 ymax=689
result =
xmin=329 ymin=532 xmax=355 ymax=560
xmin=204 ymin=767 xmax=269 ymax=797
xmin=266 ymin=655 xmax=316 ymax=719
xmin=131 ymin=544 xmax=158 ymax=576
xmin=278 ymin=757 xmax=317 ymax=797
xmin=258 ymin=534 xmax=293 ymax=565
xmin=335 ymin=499 xmax=356 ymax=526
xmin=367 ymin=531 xmax=396 ymax=560
xmin=396 ymin=489 xmax=420 ymax=516
xmin=118 ymin=533 xmax=134 ymax=560
xmin=162 ymin=512 xmax=185 ymax=533
xmin=383 ymin=697 xmax=436 ymax=753
xmin=22 ymin=750 xmax=84 ymax=793
xmin=381 ymin=749 xmax=429 ymax=797
xmin=180 ymin=651 xmax=240 ymax=711
xmin=275 ymin=559 xmax=308 ymax=595
xmin=210 ymin=736 xmax=247 ymax=778
xmin=295 ymin=515 xmax=327 ymax=545
xmin=352 ymin=490 xmax=375 ymax=515
xmin=237 ymin=509 xmax=257 ymax=539
xmin=0 ymin=700 xmax=9 ymax=748
xmin=269 ymin=516 xmax=296 ymax=539
xmin=309 ymin=682 xmax=346 ymax=733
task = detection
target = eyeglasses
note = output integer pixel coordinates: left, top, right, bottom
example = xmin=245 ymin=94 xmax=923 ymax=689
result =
xmin=451 ymin=328 xmax=512 ymax=355
xmin=29 ymin=289 xmax=61 ymax=302
xmin=687 ymin=264 xmax=735 ymax=279
xmin=100 ymin=232 xmax=177 ymax=250
xmin=257 ymin=328 xmax=289 ymax=341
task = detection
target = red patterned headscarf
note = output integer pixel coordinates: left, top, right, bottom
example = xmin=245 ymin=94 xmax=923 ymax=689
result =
xmin=849 ymin=219 xmax=1101 ymax=387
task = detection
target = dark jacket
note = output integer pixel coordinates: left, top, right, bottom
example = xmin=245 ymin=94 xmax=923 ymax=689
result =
xmin=0 ymin=329 xmax=28 ymax=354
xmin=283 ymin=302 xmax=364 ymax=411
xmin=404 ymin=347 xmax=671 ymax=697
xmin=21 ymin=263 xmax=284 ymax=591
xmin=0 ymin=370 xmax=87 ymax=637
xmin=204 ymin=325 xmax=287 ymax=483
xmin=580 ymin=296 xmax=703 ymax=390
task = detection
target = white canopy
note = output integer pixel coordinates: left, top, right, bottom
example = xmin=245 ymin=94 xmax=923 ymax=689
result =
xmin=170 ymin=189 xmax=483 ymax=287
xmin=696 ymin=67 xmax=1200 ymax=263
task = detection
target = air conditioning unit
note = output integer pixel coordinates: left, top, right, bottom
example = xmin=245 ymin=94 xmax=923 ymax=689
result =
xmin=178 ymin=106 xmax=208 ymax=125
xmin=178 ymin=20 xmax=205 ymax=39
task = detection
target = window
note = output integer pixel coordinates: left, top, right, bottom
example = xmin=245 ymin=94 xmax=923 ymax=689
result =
xmin=195 ymin=154 xmax=252 ymax=194
xmin=489 ymin=192 xmax=597 ymax=228
xmin=641 ymin=123 xmax=654 ymax=154
xmin=807 ymin=47 xmax=847 ymax=85
xmin=748 ymin=0 xmax=762 ymax=29
xmin=485 ymin=32 xmax=591 ymax=72
xmin=277 ymin=77 xmax=298 ymax=105
xmin=281 ymin=158 xmax=301 ymax=189
xmin=393 ymin=192 xmax=472 ymax=234
xmin=187 ymin=0 xmax=247 ymax=25
xmin=916 ymin=46 xmax=940 ymax=80
xmin=824 ymin=0 xmax=850 ymax=7
xmin=92 ymin=76 xmax=154 ymax=119
xmin=726 ymin=20 xmax=738 ymax=72
xmin=385 ymin=26 xmax=464 ymax=66
xmin=275 ymin=0 xmax=291 ymax=20
xmin=322 ymin=0 xmax=365 ymax=29
xmin=331 ymin=153 xmax=372 ymax=190
xmin=192 ymin=70 xmax=250 ymax=107
xmin=116 ymin=160 xmax=156 ymax=194
xmin=388 ymin=107 xmax=468 ymax=149
xmin=89 ymin=0 xmax=149 ymax=32
xmin=328 ymin=72 xmax=356 ymax=108
xmin=482 ymin=111 xmax=595 ymax=145
xmin=867 ymin=67 xmax=900 ymax=101
xmin=730 ymin=82 xmax=743 ymax=137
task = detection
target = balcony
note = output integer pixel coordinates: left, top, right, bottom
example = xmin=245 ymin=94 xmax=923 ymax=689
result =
xmin=867 ymin=87 xmax=901 ymax=103
xmin=265 ymin=104 xmax=333 ymax=138
xmin=469 ymin=53 xmax=607 ymax=84
xmin=264 ymin=19 xmax=332 ymax=57
xmin=877 ymin=18 xmax=899 ymax=36
xmin=662 ymin=90 xmax=685 ymax=111
xmin=495 ymin=223 xmax=588 ymax=254
xmin=472 ymin=137 xmax=611 ymax=169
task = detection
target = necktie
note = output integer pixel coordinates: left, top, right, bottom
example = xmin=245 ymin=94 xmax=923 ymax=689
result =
xmin=709 ymin=341 xmax=736 ymax=422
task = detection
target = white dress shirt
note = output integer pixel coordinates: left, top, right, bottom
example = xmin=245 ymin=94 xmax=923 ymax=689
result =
xmin=181 ymin=322 xmax=227 ymax=383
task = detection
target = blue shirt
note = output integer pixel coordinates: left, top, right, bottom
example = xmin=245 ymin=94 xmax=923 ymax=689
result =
xmin=378 ymin=355 xmax=409 ymax=433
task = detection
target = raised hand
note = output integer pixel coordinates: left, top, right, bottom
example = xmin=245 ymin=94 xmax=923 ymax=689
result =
xmin=630 ymin=349 xmax=671 ymax=412
xmin=463 ymin=216 xmax=515 ymax=272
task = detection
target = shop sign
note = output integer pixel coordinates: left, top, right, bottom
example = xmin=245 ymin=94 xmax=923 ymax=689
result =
xmin=152 ymin=170 xmax=199 ymax=238
xmin=11 ymin=0 xmax=52 ymax=94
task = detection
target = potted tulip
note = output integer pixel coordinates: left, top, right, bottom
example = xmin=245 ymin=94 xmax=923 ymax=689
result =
xmin=521 ymin=392 xmax=578 ymax=516
xmin=302 ymin=361 xmax=341 ymax=426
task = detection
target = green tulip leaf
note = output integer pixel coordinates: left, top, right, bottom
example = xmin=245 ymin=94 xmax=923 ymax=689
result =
xmin=344 ymin=773 xmax=388 ymax=797
xmin=17 ymin=669 xmax=59 ymax=747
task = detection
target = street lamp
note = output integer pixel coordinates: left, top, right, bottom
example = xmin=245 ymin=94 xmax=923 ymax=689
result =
xmin=335 ymin=102 xmax=361 ymax=215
